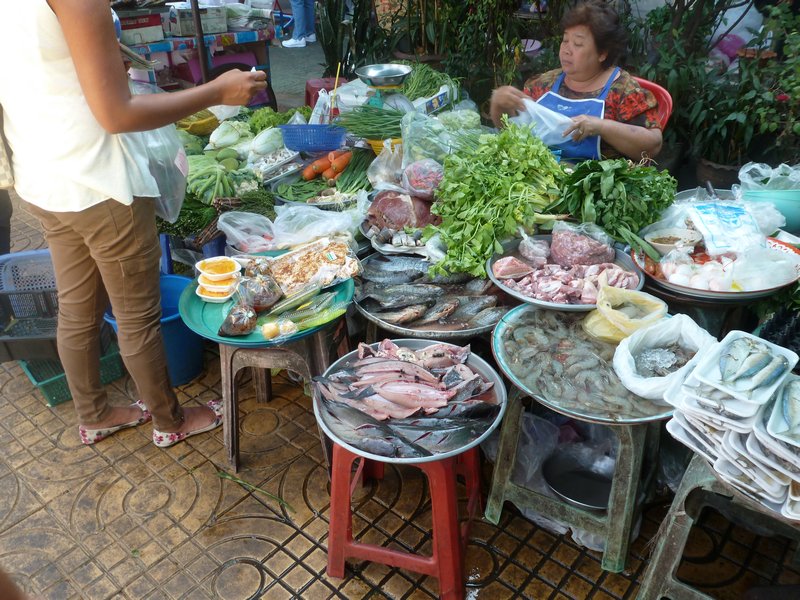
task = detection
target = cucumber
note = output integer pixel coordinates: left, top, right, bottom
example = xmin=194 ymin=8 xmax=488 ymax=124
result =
xmin=216 ymin=148 xmax=239 ymax=161
xmin=268 ymin=284 xmax=322 ymax=316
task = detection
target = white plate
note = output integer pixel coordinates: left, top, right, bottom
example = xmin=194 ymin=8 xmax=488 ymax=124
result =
xmin=674 ymin=373 xmax=756 ymax=433
xmin=714 ymin=456 xmax=788 ymax=505
xmin=767 ymin=374 xmax=800 ymax=450
xmin=359 ymin=222 xmax=428 ymax=257
xmin=693 ymin=330 xmax=797 ymax=405
xmin=666 ymin=416 xmax=718 ymax=465
xmin=746 ymin=430 xmax=800 ymax=484
xmin=753 ymin=401 xmax=800 ymax=472
xmin=721 ymin=430 xmax=789 ymax=495
xmin=682 ymin=412 xmax=728 ymax=446
xmin=679 ymin=369 xmax=760 ymax=420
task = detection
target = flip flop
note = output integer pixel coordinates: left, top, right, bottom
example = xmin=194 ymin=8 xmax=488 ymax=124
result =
xmin=152 ymin=400 xmax=223 ymax=448
xmin=79 ymin=400 xmax=152 ymax=445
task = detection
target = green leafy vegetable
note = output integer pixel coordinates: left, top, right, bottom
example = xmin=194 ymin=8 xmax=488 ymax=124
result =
xmin=551 ymin=159 xmax=676 ymax=252
xmin=426 ymin=119 xmax=563 ymax=277
xmin=156 ymin=192 xmax=217 ymax=238
xmin=249 ymin=106 xmax=312 ymax=134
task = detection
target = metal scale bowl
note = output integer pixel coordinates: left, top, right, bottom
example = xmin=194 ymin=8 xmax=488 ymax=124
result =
xmin=354 ymin=64 xmax=416 ymax=113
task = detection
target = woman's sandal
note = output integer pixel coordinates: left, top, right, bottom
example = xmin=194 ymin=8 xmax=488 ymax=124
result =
xmin=79 ymin=400 xmax=152 ymax=445
xmin=152 ymin=400 xmax=223 ymax=448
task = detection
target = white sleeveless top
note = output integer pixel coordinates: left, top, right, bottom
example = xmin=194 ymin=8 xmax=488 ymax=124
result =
xmin=0 ymin=1 xmax=158 ymax=211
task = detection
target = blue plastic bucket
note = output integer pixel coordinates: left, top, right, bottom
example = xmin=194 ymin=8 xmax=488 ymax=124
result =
xmin=104 ymin=275 xmax=204 ymax=387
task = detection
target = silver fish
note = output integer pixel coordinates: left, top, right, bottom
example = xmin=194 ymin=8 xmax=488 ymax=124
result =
xmin=734 ymin=355 xmax=789 ymax=392
xmin=465 ymin=278 xmax=494 ymax=294
xmin=360 ymin=266 xmax=423 ymax=285
xmin=782 ymin=380 xmax=800 ymax=433
xmin=415 ymin=297 xmax=461 ymax=325
xmin=364 ymin=255 xmax=430 ymax=273
xmin=468 ymin=306 xmax=509 ymax=328
xmin=728 ymin=350 xmax=772 ymax=382
xmin=449 ymin=295 xmax=498 ymax=321
xmin=374 ymin=303 xmax=432 ymax=324
xmin=719 ymin=338 xmax=766 ymax=381
xmin=418 ymin=271 xmax=473 ymax=285
xmin=359 ymin=283 xmax=444 ymax=308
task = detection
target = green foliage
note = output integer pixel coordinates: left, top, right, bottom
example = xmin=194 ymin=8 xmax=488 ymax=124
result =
xmin=318 ymin=0 xmax=392 ymax=78
xmin=156 ymin=192 xmax=217 ymax=239
xmin=551 ymin=158 xmax=677 ymax=248
xmin=426 ymin=120 xmax=563 ymax=277
xmin=249 ymin=106 xmax=312 ymax=134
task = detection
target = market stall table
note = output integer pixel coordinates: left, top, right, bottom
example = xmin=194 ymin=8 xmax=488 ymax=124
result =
xmin=639 ymin=453 xmax=800 ymax=599
xmin=178 ymin=278 xmax=354 ymax=471
xmin=314 ymin=339 xmax=508 ymax=600
xmin=485 ymin=305 xmax=672 ymax=573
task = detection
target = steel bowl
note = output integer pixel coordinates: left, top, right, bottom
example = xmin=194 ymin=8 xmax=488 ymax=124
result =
xmin=355 ymin=64 xmax=413 ymax=87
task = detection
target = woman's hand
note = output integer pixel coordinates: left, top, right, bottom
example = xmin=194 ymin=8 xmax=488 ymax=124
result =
xmin=212 ymin=69 xmax=268 ymax=106
xmin=563 ymin=115 xmax=604 ymax=142
xmin=489 ymin=86 xmax=527 ymax=128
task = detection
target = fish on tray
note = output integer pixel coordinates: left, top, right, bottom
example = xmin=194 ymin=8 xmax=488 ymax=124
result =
xmin=717 ymin=337 xmax=789 ymax=393
xmin=314 ymin=340 xmax=498 ymax=457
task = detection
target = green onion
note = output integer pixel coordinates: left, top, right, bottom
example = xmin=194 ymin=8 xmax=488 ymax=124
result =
xmin=335 ymin=105 xmax=405 ymax=139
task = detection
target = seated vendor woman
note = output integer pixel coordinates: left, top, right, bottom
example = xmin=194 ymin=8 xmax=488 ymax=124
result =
xmin=489 ymin=0 xmax=662 ymax=161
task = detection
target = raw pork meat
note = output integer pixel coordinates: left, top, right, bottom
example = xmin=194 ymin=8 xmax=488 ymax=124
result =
xmin=550 ymin=230 xmax=615 ymax=267
xmin=367 ymin=190 xmax=440 ymax=231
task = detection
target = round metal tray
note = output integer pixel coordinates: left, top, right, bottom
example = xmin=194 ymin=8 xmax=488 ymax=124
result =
xmin=269 ymin=172 xmax=359 ymax=212
xmin=542 ymin=452 xmax=612 ymax=511
xmin=354 ymin=254 xmax=506 ymax=340
xmin=313 ymin=338 xmax=507 ymax=464
xmin=354 ymin=63 xmax=412 ymax=87
xmin=631 ymin=238 xmax=800 ymax=302
xmin=486 ymin=236 xmax=644 ymax=312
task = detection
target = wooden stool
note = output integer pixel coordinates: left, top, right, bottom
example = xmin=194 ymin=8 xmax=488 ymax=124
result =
xmin=326 ymin=443 xmax=482 ymax=600
xmin=220 ymin=317 xmax=348 ymax=471
xmin=638 ymin=454 xmax=800 ymax=600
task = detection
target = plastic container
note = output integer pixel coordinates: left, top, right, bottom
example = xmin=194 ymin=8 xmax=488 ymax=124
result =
xmin=195 ymin=256 xmax=241 ymax=281
xmin=367 ymin=137 xmax=401 ymax=155
xmin=741 ymin=189 xmax=800 ymax=234
xmin=278 ymin=124 xmax=347 ymax=152
xmin=105 ymin=275 xmax=205 ymax=387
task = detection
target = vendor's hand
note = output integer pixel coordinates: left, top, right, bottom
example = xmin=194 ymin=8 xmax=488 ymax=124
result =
xmin=490 ymin=86 xmax=527 ymax=128
xmin=563 ymin=115 xmax=604 ymax=142
xmin=211 ymin=69 xmax=267 ymax=106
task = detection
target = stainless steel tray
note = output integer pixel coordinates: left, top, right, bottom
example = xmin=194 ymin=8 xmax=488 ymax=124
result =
xmin=486 ymin=236 xmax=644 ymax=312
xmin=313 ymin=338 xmax=507 ymax=464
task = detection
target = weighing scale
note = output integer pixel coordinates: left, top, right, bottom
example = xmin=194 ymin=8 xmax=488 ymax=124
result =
xmin=354 ymin=64 xmax=416 ymax=113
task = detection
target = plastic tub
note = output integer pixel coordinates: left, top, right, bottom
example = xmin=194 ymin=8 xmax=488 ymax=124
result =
xmin=742 ymin=189 xmax=800 ymax=234
xmin=104 ymin=275 xmax=205 ymax=387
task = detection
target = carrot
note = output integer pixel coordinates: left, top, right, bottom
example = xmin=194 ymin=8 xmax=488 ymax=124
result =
xmin=321 ymin=167 xmax=336 ymax=181
xmin=327 ymin=150 xmax=348 ymax=163
xmin=330 ymin=151 xmax=352 ymax=173
xmin=326 ymin=171 xmax=343 ymax=186
xmin=311 ymin=157 xmax=331 ymax=174
xmin=302 ymin=164 xmax=318 ymax=181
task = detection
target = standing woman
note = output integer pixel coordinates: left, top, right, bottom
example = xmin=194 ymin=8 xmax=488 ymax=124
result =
xmin=490 ymin=0 xmax=662 ymax=161
xmin=283 ymin=0 xmax=317 ymax=48
xmin=0 ymin=0 xmax=266 ymax=447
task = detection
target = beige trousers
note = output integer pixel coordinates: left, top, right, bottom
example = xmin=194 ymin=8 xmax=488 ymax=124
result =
xmin=25 ymin=198 xmax=184 ymax=430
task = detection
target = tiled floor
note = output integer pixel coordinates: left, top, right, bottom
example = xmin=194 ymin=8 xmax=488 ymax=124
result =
xmin=3 ymin=200 xmax=800 ymax=600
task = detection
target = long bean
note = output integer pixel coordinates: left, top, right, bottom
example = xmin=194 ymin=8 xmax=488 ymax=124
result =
xmin=276 ymin=179 xmax=327 ymax=201
xmin=335 ymin=105 xmax=404 ymax=139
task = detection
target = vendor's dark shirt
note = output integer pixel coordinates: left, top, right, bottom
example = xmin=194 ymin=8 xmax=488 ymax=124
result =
xmin=523 ymin=68 xmax=661 ymax=158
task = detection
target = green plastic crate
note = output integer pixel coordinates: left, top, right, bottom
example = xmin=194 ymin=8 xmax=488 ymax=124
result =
xmin=19 ymin=344 xmax=126 ymax=407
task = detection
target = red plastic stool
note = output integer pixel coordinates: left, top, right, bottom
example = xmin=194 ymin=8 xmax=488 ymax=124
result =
xmin=326 ymin=443 xmax=482 ymax=600
xmin=305 ymin=77 xmax=348 ymax=108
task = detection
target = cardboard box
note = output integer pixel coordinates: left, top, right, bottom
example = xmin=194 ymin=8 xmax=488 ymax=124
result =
xmin=120 ymin=14 xmax=165 ymax=45
xmin=169 ymin=6 xmax=227 ymax=37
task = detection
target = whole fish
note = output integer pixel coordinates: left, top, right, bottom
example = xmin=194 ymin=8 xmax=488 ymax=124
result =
xmin=728 ymin=349 xmax=772 ymax=382
xmin=449 ymin=296 xmax=498 ymax=321
xmin=373 ymin=303 xmax=432 ymax=324
xmin=364 ymin=255 xmax=430 ymax=273
xmin=414 ymin=343 xmax=471 ymax=369
xmin=468 ymin=306 xmax=509 ymax=328
xmin=415 ymin=297 xmax=461 ymax=325
xmin=359 ymin=283 xmax=444 ymax=308
xmin=425 ymin=400 xmax=500 ymax=419
xmin=361 ymin=266 xmax=423 ymax=285
xmin=719 ymin=338 xmax=766 ymax=381
xmin=734 ymin=355 xmax=789 ymax=392
xmin=322 ymin=400 xmax=431 ymax=458
xmin=782 ymin=380 xmax=800 ymax=433
xmin=465 ymin=278 xmax=494 ymax=294
xmin=388 ymin=425 xmax=489 ymax=454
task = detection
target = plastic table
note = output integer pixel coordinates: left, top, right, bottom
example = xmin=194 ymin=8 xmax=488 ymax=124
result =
xmin=178 ymin=278 xmax=354 ymax=471
xmin=486 ymin=305 xmax=672 ymax=572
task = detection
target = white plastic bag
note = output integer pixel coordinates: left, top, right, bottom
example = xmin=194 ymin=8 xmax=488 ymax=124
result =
xmin=217 ymin=211 xmax=276 ymax=253
xmin=122 ymin=81 xmax=187 ymax=223
xmin=614 ymin=314 xmax=716 ymax=403
xmin=367 ymin=139 xmax=403 ymax=188
xmin=737 ymin=162 xmax=800 ymax=191
xmin=509 ymin=98 xmax=573 ymax=147
xmin=272 ymin=191 xmax=369 ymax=248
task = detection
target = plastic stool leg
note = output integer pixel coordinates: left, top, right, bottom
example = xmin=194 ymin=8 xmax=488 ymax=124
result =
xmin=425 ymin=457 xmax=464 ymax=600
xmin=363 ymin=458 xmax=385 ymax=481
xmin=458 ymin=448 xmax=482 ymax=531
xmin=327 ymin=443 xmax=357 ymax=579
xmin=159 ymin=234 xmax=173 ymax=274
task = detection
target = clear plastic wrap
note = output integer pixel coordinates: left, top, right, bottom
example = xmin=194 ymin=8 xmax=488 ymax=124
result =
xmin=272 ymin=192 xmax=369 ymax=248
xmin=508 ymin=98 xmax=573 ymax=147
xmin=401 ymin=159 xmax=444 ymax=201
xmin=266 ymin=237 xmax=362 ymax=296
xmin=217 ymin=211 xmax=276 ymax=253
xmin=241 ymin=274 xmax=282 ymax=312
xmin=367 ymin=139 xmax=403 ymax=188
xmin=738 ymin=162 xmax=800 ymax=191
xmin=583 ymin=286 xmax=668 ymax=343
xmin=217 ymin=282 xmax=257 ymax=337
xmin=550 ymin=221 xmax=615 ymax=267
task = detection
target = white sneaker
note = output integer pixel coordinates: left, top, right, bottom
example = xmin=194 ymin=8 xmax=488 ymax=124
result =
xmin=304 ymin=34 xmax=317 ymax=43
xmin=282 ymin=37 xmax=306 ymax=48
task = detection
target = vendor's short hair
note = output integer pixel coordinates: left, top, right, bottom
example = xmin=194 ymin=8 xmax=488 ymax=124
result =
xmin=561 ymin=0 xmax=627 ymax=68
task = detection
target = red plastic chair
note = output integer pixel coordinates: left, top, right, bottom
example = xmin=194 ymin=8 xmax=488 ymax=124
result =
xmin=633 ymin=76 xmax=673 ymax=130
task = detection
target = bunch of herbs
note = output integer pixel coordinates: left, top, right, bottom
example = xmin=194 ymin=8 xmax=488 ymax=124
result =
xmin=425 ymin=119 xmax=562 ymax=277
